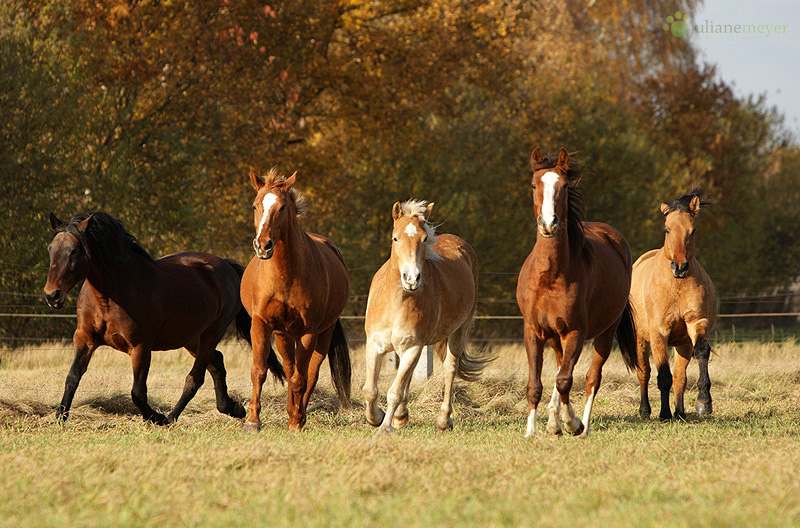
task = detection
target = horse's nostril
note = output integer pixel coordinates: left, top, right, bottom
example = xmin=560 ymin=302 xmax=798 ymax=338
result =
xmin=264 ymin=240 xmax=274 ymax=251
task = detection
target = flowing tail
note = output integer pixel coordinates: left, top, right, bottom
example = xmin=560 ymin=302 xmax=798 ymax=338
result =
xmin=225 ymin=260 xmax=285 ymax=384
xmin=616 ymin=301 xmax=638 ymax=372
xmin=328 ymin=319 xmax=352 ymax=409
xmin=433 ymin=341 xmax=497 ymax=382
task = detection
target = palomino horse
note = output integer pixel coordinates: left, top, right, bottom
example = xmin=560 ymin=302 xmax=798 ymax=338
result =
xmin=241 ymin=169 xmax=352 ymax=431
xmin=43 ymin=212 xmax=280 ymax=424
xmin=631 ymin=189 xmax=718 ymax=421
xmin=516 ymin=148 xmax=637 ymax=438
xmin=363 ymin=200 xmax=493 ymax=434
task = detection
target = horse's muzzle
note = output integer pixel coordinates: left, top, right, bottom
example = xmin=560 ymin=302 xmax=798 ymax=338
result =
xmin=670 ymin=261 xmax=689 ymax=279
xmin=536 ymin=215 xmax=559 ymax=238
xmin=253 ymin=238 xmax=274 ymax=260
xmin=44 ymin=289 xmax=65 ymax=309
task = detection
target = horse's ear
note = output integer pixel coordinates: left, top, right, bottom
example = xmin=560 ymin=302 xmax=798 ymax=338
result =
xmin=392 ymin=201 xmax=403 ymax=221
xmin=282 ymin=171 xmax=297 ymax=189
xmin=249 ymin=169 xmax=264 ymax=191
xmin=689 ymin=195 xmax=701 ymax=215
xmin=48 ymin=213 xmax=62 ymax=232
xmin=531 ymin=147 xmax=542 ymax=167
xmin=78 ymin=215 xmax=91 ymax=232
xmin=556 ymin=147 xmax=569 ymax=170
xmin=423 ymin=202 xmax=434 ymax=221
xmin=660 ymin=202 xmax=670 ymax=216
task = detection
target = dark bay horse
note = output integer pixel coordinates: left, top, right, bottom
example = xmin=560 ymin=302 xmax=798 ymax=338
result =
xmin=516 ymin=148 xmax=637 ymax=438
xmin=363 ymin=200 xmax=493 ymax=434
xmin=43 ymin=212 xmax=280 ymax=424
xmin=631 ymin=189 xmax=718 ymax=421
xmin=241 ymin=169 xmax=351 ymax=431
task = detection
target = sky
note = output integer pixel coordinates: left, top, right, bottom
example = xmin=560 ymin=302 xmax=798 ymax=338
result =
xmin=689 ymin=0 xmax=800 ymax=135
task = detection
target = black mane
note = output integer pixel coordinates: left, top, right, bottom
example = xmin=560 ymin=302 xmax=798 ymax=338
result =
xmin=533 ymin=154 xmax=590 ymax=260
xmin=56 ymin=212 xmax=152 ymax=266
xmin=666 ymin=187 xmax=711 ymax=214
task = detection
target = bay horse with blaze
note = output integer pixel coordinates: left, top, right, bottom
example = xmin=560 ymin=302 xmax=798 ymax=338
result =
xmin=241 ymin=169 xmax=352 ymax=431
xmin=516 ymin=148 xmax=637 ymax=438
xmin=363 ymin=200 xmax=493 ymax=435
xmin=631 ymin=189 xmax=718 ymax=421
xmin=43 ymin=212 xmax=275 ymax=424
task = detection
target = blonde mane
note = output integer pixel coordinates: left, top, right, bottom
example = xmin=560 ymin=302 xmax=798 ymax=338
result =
xmin=261 ymin=167 xmax=308 ymax=217
xmin=398 ymin=199 xmax=442 ymax=261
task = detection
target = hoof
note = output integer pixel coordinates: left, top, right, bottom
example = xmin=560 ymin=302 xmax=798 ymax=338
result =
xmin=696 ymin=400 xmax=713 ymax=415
xmin=577 ymin=428 xmax=590 ymax=439
xmin=375 ymin=427 xmax=392 ymax=437
xmin=243 ymin=422 xmax=261 ymax=433
xmin=659 ymin=409 xmax=673 ymax=422
xmin=434 ymin=415 xmax=453 ymax=432
xmin=639 ymin=402 xmax=651 ymax=420
xmin=365 ymin=406 xmax=385 ymax=427
xmin=545 ymin=421 xmax=563 ymax=436
xmin=227 ymin=401 xmax=247 ymax=419
xmin=392 ymin=412 xmax=410 ymax=429
xmin=563 ymin=417 xmax=583 ymax=436
xmin=147 ymin=412 xmax=169 ymax=426
xmin=673 ymin=408 xmax=687 ymax=422
xmin=570 ymin=421 xmax=585 ymax=437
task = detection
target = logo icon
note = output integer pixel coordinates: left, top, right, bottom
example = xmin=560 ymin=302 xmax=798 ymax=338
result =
xmin=663 ymin=11 xmax=690 ymax=37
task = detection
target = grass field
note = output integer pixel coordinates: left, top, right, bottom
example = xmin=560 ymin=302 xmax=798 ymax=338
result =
xmin=1 ymin=339 xmax=799 ymax=527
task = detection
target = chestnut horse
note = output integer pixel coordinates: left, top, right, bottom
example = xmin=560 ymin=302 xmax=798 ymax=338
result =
xmin=363 ymin=200 xmax=493 ymax=434
xmin=516 ymin=148 xmax=637 ymax=438
xmin=241 ymin=169 xmax=351 ymax=431
xmin=631 ymin=189 xmax=718 ymax=421
xmin=43 ymin=212 xmax=280 ymax=424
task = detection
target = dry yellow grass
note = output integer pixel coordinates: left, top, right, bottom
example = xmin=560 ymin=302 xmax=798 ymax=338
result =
xmin=1 ymin=339 xmax=799 ymax=527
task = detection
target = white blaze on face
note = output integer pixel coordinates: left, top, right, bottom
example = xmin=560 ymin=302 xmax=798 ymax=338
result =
xmin=540 ymin=171 xmax=560 ymax=225
xmin=256 ymin=193 xmax=278 ymax=242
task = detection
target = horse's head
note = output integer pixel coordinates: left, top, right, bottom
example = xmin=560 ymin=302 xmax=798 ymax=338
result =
xmin=249 ymin=168 xmax=306 ymax=260
xmin=660 ymin=190 xmax=705 ymax=279
xmin=390 ymin=200 xmax=438 ymax=292
xmin=530 ymin=147 xmax=572 ymax=238
xmin=44 ymin=213 xmax=90 ymax=309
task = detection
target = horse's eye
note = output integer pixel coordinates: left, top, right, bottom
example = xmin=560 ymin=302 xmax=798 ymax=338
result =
xmin=392 ymin=236 xmax=398 ymax=243
xmin=531 ymin=184 xmax=536 ymax=189
xmin=252 ymin=205 xmax=257 ymax=211
xmin=279 ymin=205 xmax=285 ymax=212
xmin=665 ymin=228 xmax=670 ymax=234
xmin=690 ymin=228 xmax=696 ymax=236
xmin=423 ymin=236 xmax=428 ymax=243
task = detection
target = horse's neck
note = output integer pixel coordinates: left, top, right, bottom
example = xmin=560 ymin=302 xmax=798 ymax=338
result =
xmin=85 ymin=255 xmax=154 ymax=300
xmin=533 ymin=232 xmax=572 ymax=275
xmin=272 ymin=220 xmax=311 ymax=274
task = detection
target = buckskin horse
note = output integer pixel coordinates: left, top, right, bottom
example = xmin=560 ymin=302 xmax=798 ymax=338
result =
xmin=241 ymin=169 xmax=351 ymax=431
xmin=630 ymin=189 xmax=718 ymax=421
xmin=363 ymin=200 xmax=493 ymax=435
xmin=516 ymin=147 xmax=637 ymax=438
xmin=43 ymin=212 xmax=277 ymax=424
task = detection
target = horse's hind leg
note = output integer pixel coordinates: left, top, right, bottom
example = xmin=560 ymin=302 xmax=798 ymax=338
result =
xmin=363 ymin=338 xmax=387 ymax=427
xmin=546 ymin=338 xmax=563 ymax=435
xmin=130 ymin=346 xmax=168 ymax=425
xmin=436 ymin=337 xmax=462 ymax=432
xmin=578 ymin=326 xmax=615 ymax=438
xmin=636 ymin=336 xmax=652 ymax=420
xmin=672 ymin=345 xmax=692 ymax=421
xmin=206 ymin=350 xmax=246 ymax=418
xmin=167 ymin=350 xmax=209 ymax=424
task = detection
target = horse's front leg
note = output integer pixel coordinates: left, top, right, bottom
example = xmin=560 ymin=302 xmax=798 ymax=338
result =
xmin=377 ymin=345 xmax=422 ymax=435
xmin=130 ymin=346 xmax=167 ymax=425
xmin=363 ymin=337 xmax=387 ymax=427
xmin=688 ymin=320 xmax=713 ymax=415
xmin=56 ymin=330 xmax=97 ymax=422
xmin=556 ymin=330 xmax=585 ymax=436
xmin=244 ymin=318 xmax=274 ymax=432
xmin=545 ymin=337 xmax=563 ymax=436
xmin=287 ymin=333 xmax=316 ymax=431
xmin=523 ymin=323 xmax=544 ymax=438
